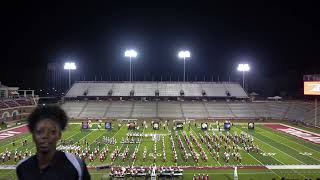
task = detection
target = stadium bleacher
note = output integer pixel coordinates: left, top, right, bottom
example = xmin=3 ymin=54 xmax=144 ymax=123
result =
xmin=0 ymin=98 xmax=34 ymax=109
xmin=181 ymin=83 xmax=202 ymax=96
xmin=65 ymin=81 xmax=248 ymax=98
xmin=15 ymin=98 xmax=33 ymax=106
xmin=0 ymin=101 xmax=9 ymax=109
xmin=157 ymin=83 xmax=181 ymax=97
xmin=224 ymin=83 xmax=248 ymax=98
xmin=79 ymin=101 xmax=111 ymax=118
xmin=61 ymin=99 xmax=320 ymax=126
xmin=228 ymin=103 xmax=256 ymax=118
xmin=61 ymin=101 xmax=86 ymax=118
xmin=112 ymin=83 xmax=134 ymax=96
xmin=86 ymin=83 xmax=113 ymax=96
xmin=131 ymin=101 xmax=157 ymax=117
xmin=248 ymin=103 xmax=270 ymax=118
xmin=158 ymin=102 xmax=183 ymax=118
xmin=3 ymin=100 xmax=19 ymax=108
xmin=104 ymin=101 xmax=133 ymax=118
xmin=134 ymin=83 xmax=158 ymax=96
xmin=61 ymin=81 xmax=320 ymax=126
xmin=65 ymin=82 xmax=91 ymax=97
xmin=182 ymin=102 xmax=208 ymax=118
xmin=303 ymin=103 xmax=320 ymax=126
xmin=267 ymin=102 xmax=290 ymax=119
xmin=205 ymin=102 xmax=234 ymax=118
xmin=286 ymin=103 xmax=305 ymax=121
xmin=201 ymin=83 xmax=228 ymax=97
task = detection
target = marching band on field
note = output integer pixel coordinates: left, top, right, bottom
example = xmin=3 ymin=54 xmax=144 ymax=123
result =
xmin=0 ymin=121 xmax=262 ymax=179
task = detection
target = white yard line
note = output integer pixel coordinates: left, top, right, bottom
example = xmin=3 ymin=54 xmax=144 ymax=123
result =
xmin=1 ymin=127 xmax=97 ymax=166
xmin=0 ymin=125 xmax=80 ymax=154
xmin=88 ymin=126 xmax=123 ymax=166
xmin=131 ymin=127 xmax=145 ymax=166
xmin=235 ymin=126 xmax=308 ymax=179
xmin=0 ymin=134 xmax=32 ymax=150
xmin=253 ymin=135 xmax=305 ymax=165
xmin=178 ymin=131 xmax=194 ymax=166
xmin=78 ymin=130 xmax=108 ymax=165
xmin=236 ymin=125 xmax=294 ymax=165
xmin=29 ymin=128 xmax=96 ymax=152
xmin=233 ymin=126 xmax=286 ymax=177
xmin=1 ymin=125 xmax=80 ymax=152
xmin=235 ymin=125 xmax=304 ymax=165
xmin=189 ymin=127 xmax=221 ymax=166
xmin=266 ymin=164 xmax=320 ymax=169
xmin=167 ymin=128 xmax=179 ymax=166
xmin=260 ymin=129 xmax=320 ymax=163
xmin=0 ymin=124 xmax=27 ymax=133
xmin=245 ymin=149 xmax=282 ymax=178
xmin=251 ymin=136 xmax=308 ymax=178
xmin=115 ymin=140 xmax=127 ymax=164
xmin=263 ymin=126 xmax=320 ymax=153
xmin=0 ymin=125 xmax=32 ymax=149
xmin=280 ymin=123 xmax=320 ymax=136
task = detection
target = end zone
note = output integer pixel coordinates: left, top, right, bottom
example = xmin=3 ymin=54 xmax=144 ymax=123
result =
xmin=265 ymin=124 xmax=320 ymax=144
xmin=0 ymin=125 xmax=29 ymax=141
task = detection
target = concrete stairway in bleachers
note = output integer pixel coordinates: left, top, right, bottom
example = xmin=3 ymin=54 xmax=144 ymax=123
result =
xmin=77 ymin=101 xmax=88 ymax=118
xmin=103 ymin=101 xmax=112 ymax=118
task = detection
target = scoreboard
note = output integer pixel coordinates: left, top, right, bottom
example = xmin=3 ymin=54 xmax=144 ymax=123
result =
xmin=304 ymin=75 xmax=320 ymax=96
xmin=304 ymin=81 xmax=320 ymax=95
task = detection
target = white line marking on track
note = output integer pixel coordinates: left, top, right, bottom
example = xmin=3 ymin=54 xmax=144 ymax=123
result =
xmin=260 ymin=127 xmax=320 ymax=163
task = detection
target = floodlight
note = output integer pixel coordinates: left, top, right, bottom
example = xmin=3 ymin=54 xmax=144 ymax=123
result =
xmin=124 ymin=50 xmax=137 ymax=58
xmin=64 ymin=62 xmax=77 ymax=88
xmin=178 ymin=50 xmax=191 ymax=81
xmin=237 ymin=63 xmax=250 ymax=90
xmin=124 ymin=49 xmax=138 ymax=82
xmin=178 ymin=50 xmax=191 ymax=58
xmin=64 ymin=62 xmax=77 ymax=70
xmin=237 ymin=64 xmax=250 ymax=72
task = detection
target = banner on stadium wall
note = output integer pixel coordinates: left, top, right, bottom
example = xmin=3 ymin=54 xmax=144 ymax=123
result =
xmin=304 ymin=81 xmax=320 ymax=95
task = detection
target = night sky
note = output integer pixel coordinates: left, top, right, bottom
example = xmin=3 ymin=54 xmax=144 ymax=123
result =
xmin=1 ymin=1 xmax=318 ymax=97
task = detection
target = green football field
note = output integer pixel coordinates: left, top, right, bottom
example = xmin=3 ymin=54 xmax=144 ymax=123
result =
xmin=0 ymin=121 xmax=320 ymax=180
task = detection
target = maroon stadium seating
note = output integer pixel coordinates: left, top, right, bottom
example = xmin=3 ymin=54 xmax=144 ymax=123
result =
xmin=0 ymin=101 xmax=9 ymax=109
xmin=15 ymin=99 xmax=33 ymax=106
xmin=3 ymin=100 xmax=19 ymax=108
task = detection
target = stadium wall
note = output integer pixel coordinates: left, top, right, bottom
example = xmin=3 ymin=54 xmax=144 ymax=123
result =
xmin=0 ymin=106 xmax=35 ymax=122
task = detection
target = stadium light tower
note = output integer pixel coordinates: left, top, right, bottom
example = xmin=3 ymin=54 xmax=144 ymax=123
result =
xmin=237 ymin=63 xmax=250 ymax=90
xmin=178 ymin=50 xmax=191 ymax=82
xmin=64 ymin=62 xmax=77 ymax=88
xmin=124 ymin=49 xmax=138 ymax=82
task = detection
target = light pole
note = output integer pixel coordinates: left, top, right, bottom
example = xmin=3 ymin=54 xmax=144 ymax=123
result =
xmin=64 ymin=62 xmax=77 ymax=88
xmin=124 ymin=49 xmax=138 ymax=82
xmin=178 ymin=50 xmax=191 ymax=82
xmin=237 ymin=64 xmax=250 ymax=90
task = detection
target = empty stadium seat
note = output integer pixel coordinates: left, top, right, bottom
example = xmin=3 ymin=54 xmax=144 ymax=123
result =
xmin=62 ymin=99 xmax=320 ymax=126
xmin=65 ymin=81 xmax=249 ymax=98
